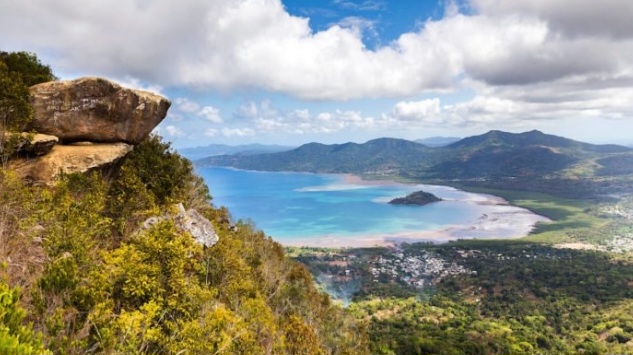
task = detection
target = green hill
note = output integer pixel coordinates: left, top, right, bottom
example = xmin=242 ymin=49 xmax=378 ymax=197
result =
xmin=198 ymin=130 xmax=633 ymax=198
xmin=0 ymin=136 xmax=368 ymax=355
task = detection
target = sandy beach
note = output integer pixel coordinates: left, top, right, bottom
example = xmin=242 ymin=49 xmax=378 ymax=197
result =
xmin=281 ymin=176 xmax=551 ymax=248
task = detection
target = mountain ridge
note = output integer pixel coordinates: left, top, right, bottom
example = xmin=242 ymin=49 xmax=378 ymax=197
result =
xmin=197 ymin=130 xmax=633 ymax=198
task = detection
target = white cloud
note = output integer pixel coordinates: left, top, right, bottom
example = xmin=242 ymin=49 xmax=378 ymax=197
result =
xmin=175 ymin=98 xmax=201 ymax=113
xmin=164 ymin=125 xmax=185 ymax=137
xmin=471 ymin=0 xmax=633 ymax=38
xmin=392 ymin=99 xmax=441 ymax=121
xmin=336 ymin=16 xmax=379 ymax=40
xmin=0 ymin=0 xmax=459 ymax=99
xmin=198 ymin=106 xmax=223 ymax=123
xmin=173 ymin=98 xmax=223 ymax=123
xmin=230 ymin=101 xmax=377 ymax=135
xmin=1 ymin=0 xmax=632 ymax=136
xmin=221 ymin=128 xmax=255 ymax=137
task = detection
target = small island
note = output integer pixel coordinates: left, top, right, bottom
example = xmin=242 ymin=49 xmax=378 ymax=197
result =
xmin=389 ymin=190 xmax=443 ymax=206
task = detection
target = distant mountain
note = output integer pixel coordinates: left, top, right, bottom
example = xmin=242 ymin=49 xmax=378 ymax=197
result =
xmin=198 ymin=138 xmax=434 ymax=174
xmin=177 ymin=143 xmax=294 ymax=161
xmin=431 ymin=130 xmax=632 ymax=179
xmin=415 ymin=136 xmax=461 ymax=147
xmin=449 ymin=130 xmax=628 ymax=154
xmin=198 ymin=130 xmax=633 ymax=183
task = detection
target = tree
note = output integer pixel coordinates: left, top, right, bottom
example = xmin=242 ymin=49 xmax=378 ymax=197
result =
xmin=0 ymin=51 xmax=56 ymax=167
xmin=0 ymin=62 xmax=32 ymax=167
xmin=0 ymin=51 xmax=56 ymax=87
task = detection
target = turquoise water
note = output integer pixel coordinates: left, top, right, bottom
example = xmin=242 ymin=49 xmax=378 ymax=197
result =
xmin=197 ymin=167 xmax=546 ymax=245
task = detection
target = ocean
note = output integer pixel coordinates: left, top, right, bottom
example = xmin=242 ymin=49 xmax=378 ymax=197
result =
xmin=197 ymin=167 xmax=549 ymax=246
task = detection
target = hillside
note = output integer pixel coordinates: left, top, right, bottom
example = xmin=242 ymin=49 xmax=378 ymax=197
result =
xmin=198 ymin=130 xmax=633 ymax=198
xmin=0 ymin=52 xmax=367 ymax=355
xmin=0 ymin=138 xmax=368 ymax=355
xmin=199 ymin=137 xmax=435 ymax=174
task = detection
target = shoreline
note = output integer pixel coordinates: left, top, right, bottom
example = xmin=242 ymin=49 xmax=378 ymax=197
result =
xmin=279 ymin=174 xmax=551 ymax=248
xmin=278 ymin=208 xmax=550 ymax=248
xmin=200 ymin=167 xmax=552 ymax=248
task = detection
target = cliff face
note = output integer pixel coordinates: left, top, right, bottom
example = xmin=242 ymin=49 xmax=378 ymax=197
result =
xmin=10 ymin=77 xmax=170 ymax=186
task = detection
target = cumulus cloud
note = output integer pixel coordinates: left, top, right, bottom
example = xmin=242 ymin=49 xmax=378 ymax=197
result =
xmin=3 ymin=0 xmax=631 ymax=101
xmin=392 ymin=99 xmax=441 ymax=122
xmin=231 ymin=100 xmax=377 ymax=135
xmin=0 ymin=0 xmax=458 ymax=99
xmin=1 ymin=0 xmax=631 ymax=135
xmin=471 ymin=0 xmax=633 ymax=39
xmin=172 ymin=98 xmax=223 ymax=123
xmin=198 ymin=106 xmax=223 ymax=123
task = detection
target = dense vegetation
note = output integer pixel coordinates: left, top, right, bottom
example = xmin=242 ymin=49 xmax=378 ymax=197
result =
xmin=389 ymin=191 xmax=442 ymax=205
xmin=0 ymin=51 xmax=367 ymax=354
xmin=5 ymin=50 xmax=633 ymax=355
xmin=294 ymin=241 xmax=633 ymax=354
xmin=0 ymin=136 xmax=368 ymax=354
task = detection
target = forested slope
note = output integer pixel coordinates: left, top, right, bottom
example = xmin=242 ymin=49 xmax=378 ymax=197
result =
xmin=0 ymin=136 xmax=368 ymax=354
xmin=0 ymin=51 xmax=367 ymax=355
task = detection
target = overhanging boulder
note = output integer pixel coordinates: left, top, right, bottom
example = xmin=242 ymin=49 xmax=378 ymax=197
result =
xmin=27 ymin=77 xmax=170 ymax=144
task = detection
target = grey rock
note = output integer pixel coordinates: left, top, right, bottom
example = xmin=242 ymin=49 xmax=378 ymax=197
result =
xmin=138 ymin=203 xmax=219 ymax=248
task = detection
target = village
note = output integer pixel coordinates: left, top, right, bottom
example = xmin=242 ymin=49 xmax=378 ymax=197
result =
xmin=291 ymin=241 xmax=604 ymax=302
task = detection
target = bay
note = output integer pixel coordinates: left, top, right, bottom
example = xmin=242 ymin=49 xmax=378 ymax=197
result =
xmin=197 ymin=167 xmax=549 ymax=247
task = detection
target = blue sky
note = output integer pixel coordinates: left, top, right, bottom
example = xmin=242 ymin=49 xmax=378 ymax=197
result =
xmin=2 ymin=0 xmax=633 ymax=148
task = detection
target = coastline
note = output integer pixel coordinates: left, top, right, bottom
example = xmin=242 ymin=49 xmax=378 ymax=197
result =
xmin=200 ymin=167 xmax=552 ymax=248
xmin=278 ymin=206 xmax=550 ymax=248
xmin=278 ymin=174 xmax=551 ymax=248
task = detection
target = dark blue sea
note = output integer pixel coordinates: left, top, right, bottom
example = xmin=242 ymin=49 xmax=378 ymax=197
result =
xmin=197 ymin=167 xmax=548 ymax=246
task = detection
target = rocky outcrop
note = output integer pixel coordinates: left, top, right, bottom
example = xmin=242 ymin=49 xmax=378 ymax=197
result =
xmin=141 ymin=203 xmax=219 ymax=247
xmin=10 ymin=142 xmax=132 ymax=186
xmin=27 ymin=77 xmax=170 ymax=144
xmin=8 ymin=77 xmax=170 ymax=186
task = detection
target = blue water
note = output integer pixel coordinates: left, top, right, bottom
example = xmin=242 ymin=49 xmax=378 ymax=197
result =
xmin=197 ymin=167 xmax=524 ymax=245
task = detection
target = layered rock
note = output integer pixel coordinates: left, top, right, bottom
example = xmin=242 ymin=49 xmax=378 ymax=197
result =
xmin=10 ymin=143 xmax=132 ymax=186
xmin=27 ymin=77 xmax=170 ymax=144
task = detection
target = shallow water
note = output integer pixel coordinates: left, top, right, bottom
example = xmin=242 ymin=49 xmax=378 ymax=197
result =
xmin=198 ymin=167 xmax=548 ymax=246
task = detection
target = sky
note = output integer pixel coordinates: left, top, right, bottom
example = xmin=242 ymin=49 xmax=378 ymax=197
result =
xmin=1 ymin=0 xmax=633 ymax=148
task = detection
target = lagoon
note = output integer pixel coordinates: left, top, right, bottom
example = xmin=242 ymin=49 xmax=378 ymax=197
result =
xmin=197 ymin=167 xmax=549 ymax=247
